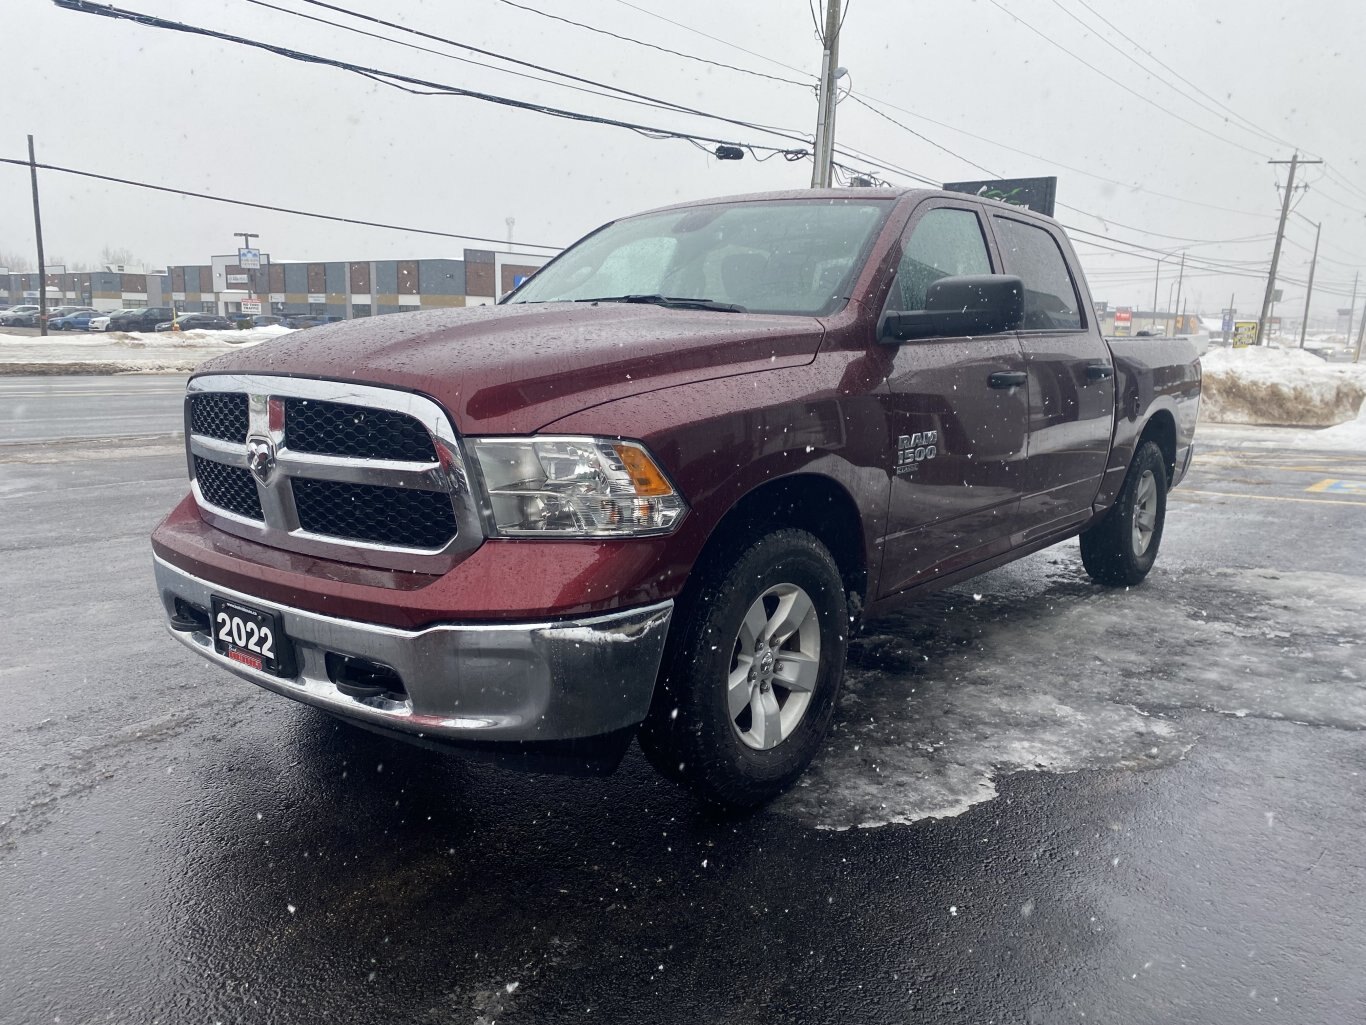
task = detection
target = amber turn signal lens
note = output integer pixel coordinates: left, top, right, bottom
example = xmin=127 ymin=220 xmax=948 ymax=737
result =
xmin=614 ymin=444 xmax=674 ymax=497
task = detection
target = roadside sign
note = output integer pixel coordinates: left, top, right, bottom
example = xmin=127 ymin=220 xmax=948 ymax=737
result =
xmin=238 ymin=248 xmax=262 ymax=270
xmin=943 ymin=176 xmax=1058 ymax=216
xmin=1221 ymin=310 xmax=1235 ymax=333
xmin=1114 ymin=307 xmax=1132 ymax=325
xmin=242 ymin=300 xmax=263 ymax=314
xmin=1233 ymin=321 xmax=1258 ymax=347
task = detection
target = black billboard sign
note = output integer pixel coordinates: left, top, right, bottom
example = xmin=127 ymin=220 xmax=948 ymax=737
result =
xmin=943 ymin=176 xmax=1058 ymax=216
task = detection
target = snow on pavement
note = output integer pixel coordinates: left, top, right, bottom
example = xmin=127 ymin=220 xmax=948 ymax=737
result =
xmin=778 ymin=553 xmax=1366 ymax=831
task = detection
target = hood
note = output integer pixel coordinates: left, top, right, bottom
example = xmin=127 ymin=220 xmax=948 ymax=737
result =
xmin=195 ymin=302 xmax=824 ymax=434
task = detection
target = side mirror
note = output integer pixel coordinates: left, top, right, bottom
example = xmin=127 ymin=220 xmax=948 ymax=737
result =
xmin=883 ymin=274 xmax=1025 ymax=342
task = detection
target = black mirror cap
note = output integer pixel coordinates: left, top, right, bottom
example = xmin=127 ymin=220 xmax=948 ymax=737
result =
xmin=883 ymin=274 xmax=1025 ymax=341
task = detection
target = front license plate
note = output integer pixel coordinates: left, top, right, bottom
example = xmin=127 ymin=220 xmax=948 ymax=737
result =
xmin=210 ymin=597 xmax=293 ymax=677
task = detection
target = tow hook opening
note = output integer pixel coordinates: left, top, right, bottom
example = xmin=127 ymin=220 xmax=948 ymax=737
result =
xmin=171 ymin=598 xmax=210 ymax=635
xmin=325 ymin=652 xmax=408 ymax=704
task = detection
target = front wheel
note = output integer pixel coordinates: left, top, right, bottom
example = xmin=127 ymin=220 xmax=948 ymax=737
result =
xmin=638 ymin=529 xmax=849 ymax=808
xmin=1080 ymin=439 xmax=1168 ymax=586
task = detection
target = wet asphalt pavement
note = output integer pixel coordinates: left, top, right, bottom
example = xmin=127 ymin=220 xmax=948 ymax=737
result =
xmin=2 ymin=376 xmax=1364 ymax=1024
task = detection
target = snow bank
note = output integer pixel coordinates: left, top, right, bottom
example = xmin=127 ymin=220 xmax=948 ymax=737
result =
xmin=0 ymin=326 xmax=294 ymax=374
xmin=1199 ymin=345 xmax=1366 ymax=427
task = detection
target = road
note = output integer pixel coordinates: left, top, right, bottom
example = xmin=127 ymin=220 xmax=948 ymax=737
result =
xmin=0 ymin=374 xmax=187 ymax=444
xmin=1 ymin=377 xmax=1363 ymax=1024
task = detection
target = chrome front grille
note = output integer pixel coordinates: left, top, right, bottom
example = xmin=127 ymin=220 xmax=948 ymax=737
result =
xmin=193 ymin=455 xmax=263 ymax=520
xmin=283 ymin=397 xmax=437 ymax=462
xmin=184 ymin=375 xmax=483 ymax=571
xmin=190 ymin=391 xmax=249 ymax=442
xmin=291 ymin=478 xmax=457 ymax=548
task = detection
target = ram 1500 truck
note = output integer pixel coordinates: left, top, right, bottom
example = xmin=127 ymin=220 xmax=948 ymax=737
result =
xmin=152 ymin=188 xmax=1201 ymax=806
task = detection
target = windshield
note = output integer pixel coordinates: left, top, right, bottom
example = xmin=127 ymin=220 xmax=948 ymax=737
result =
xmin=508 ymin=198 xmax=893 ymax=316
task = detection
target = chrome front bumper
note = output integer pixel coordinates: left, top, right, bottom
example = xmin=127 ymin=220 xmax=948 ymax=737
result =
xmin=153 ymin=556 xmax=672 ymax=746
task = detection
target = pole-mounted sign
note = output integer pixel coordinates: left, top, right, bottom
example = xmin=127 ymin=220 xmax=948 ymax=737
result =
xmin=943 ymin=176 xmax=1058 ymax=217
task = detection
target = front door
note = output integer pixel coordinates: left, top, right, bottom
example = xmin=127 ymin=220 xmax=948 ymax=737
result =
xmin=877 ymin=202 xmax=1029 ymax=598
xmin=989 ymin=214 xmax=1116 ymax=539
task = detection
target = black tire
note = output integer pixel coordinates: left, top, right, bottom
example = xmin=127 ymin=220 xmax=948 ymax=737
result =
xmin=1080 ymin=439 xmax=1168 ymax=586
xmin=638 ymin=528 xmax=849 ymax=808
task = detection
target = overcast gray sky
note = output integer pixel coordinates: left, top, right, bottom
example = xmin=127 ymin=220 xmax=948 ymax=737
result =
xmin=4 ymin=0 xmax=1365 ymax=319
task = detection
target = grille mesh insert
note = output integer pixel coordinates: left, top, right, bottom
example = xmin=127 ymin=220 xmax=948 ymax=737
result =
xmin=194 ymin=456 xmax=263 ymax=520
xmin=190 ymin=392 xmax=249 ymax=442
xmin=284 ymin=398 xmax=436 ymax=462
xmin=292 ymin=479 xmax=456 ymax=548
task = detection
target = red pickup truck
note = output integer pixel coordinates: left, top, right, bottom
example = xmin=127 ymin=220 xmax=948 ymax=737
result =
xmin=152 ymin=188 xmax=1200 ymax=806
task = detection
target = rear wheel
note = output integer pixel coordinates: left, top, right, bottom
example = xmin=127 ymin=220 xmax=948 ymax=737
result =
xmin=1080 ymin=439 xmax=1168 ymax=586
xmin=639 ymin=529 xmax=849 ymax=807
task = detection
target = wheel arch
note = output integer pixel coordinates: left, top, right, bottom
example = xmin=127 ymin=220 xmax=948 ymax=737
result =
xmin=1138 ymin=408 xmax=1178 ymax=487
xmin=690 ymin=471 xmax=870 ymax=615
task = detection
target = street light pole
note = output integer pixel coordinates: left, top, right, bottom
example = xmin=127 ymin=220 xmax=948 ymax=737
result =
xmin=27 ymin=135 xmax=47 ymax=338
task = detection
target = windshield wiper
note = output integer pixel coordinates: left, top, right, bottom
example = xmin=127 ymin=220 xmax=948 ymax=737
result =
xmin=574 ymin=294 xmax=747 ymax=313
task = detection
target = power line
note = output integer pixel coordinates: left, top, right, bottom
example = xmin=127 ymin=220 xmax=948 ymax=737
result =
xmin=0 ymin=155 xmax=565 ymax=250
xmin=493 ymin=0 xmax=809 ymax=88
xmin=984 ymin=0 xmax=1270 ymax=159
xmin=1045 ymin=0 xmax=1292 ymax=154
xmin=1067 ymin=0 xmax=1304 ymax=155
xmin=52 ymin=1 xmax=813 ymax=158
xmin=603 ymin=0 xmax=817 ymax=81
xmin=845 ymin=94 xmax=998 ymax=177
xmin=239 ymin=0 xmax=734 ymax=115
xmin=279 ymin=0 xmax=812 ymax=145
xmin=847 ymin=91 xmax=1275 ymax=220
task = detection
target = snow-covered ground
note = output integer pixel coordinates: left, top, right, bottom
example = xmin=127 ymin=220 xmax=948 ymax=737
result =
xmin=0 ymin=326 xmax=292 ymax=373
xmin=780 ymin=556 xmax=1366 ymax=831
xmin=1200 ymin=344 xmax=1366 ymax=427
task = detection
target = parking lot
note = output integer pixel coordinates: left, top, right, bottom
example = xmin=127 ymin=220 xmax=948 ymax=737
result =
xmin=1 ymin=375 xmax=1363 ymax=1023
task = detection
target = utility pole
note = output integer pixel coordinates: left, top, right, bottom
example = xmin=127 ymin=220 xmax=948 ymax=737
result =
xmin=1355 ymin=296 xmax=1366 ymax=363
xmin=1298 ymin=221 xmax=1321 ymax=349
xmin=1172 ymin=251 xmax=1186 ymax=334
xmin=809 ymin=0 xmax=843 ymax=189
xmin=1259 ymin=152 xmax=1321 ymax=346
xmin=1345 ymin=271 xmax=1359 ymax=345
xmin=1150 ymin=257 xmax=1163 ymax=332
xmin=1224 ymin=291 xmax=1235 ymax=345
xmin=27 ymin=135 xmax=47 ymax=338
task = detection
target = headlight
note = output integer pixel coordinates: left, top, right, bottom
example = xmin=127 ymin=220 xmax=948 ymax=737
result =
xmin=467 ymin=436 xmax=687 ymax=537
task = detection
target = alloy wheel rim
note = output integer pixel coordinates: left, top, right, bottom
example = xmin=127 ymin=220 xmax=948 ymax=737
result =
xmin=727 ymin=583 xmax=822 ymax=751
xmin=1132 ymin=469 xmax=1158 ymax=556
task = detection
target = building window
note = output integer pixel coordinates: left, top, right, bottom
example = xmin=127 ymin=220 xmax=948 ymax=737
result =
xmin=202 ymin=302 xmax=217 ymax=314
xmin=310 ymin=302 xmax=326 ymax=315
xmin=352 ymin=304 xmax=372 ymax=318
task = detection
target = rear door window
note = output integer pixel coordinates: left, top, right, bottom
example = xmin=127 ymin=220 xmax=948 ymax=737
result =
xmin=992 ymin=217 xmax=1083 ymax=330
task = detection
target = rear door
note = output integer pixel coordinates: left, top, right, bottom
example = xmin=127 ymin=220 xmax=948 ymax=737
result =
xmin=877 ymin=200 xmax=1029 ymax=597
xmin=989 ymin=214 xmax=1115 ymax=539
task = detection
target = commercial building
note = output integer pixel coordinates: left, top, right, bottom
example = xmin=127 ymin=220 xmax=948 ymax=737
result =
xmin=1 ymin=248 xmax=552 ymax=318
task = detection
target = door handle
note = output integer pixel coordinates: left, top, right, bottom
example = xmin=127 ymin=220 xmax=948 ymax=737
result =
xmin=988 ymin=371 xmax=1027 ymax=389
xmin=1086 ymin=363 xmax=1114 ymax=381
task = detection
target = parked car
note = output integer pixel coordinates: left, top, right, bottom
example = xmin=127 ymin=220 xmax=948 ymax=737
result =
xmin=0 ymin=304 xmax=44 ymax=327
xmin=152 ymin=188 xmax=1201 ymax=807
xmin=108 ymin=307 xmax=174 ymax=332
xmin=88 ymin=309 xmax=136 ymax=332
xmin=48 ymin=309 xmax=101 ymax=331
xmin=42 ymin=305 xmax=97 ymax=327
xmin=155 ymin=313 xmax=236 ymax=332
xmin=280 ymin=315 xmax=342 ymax=329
